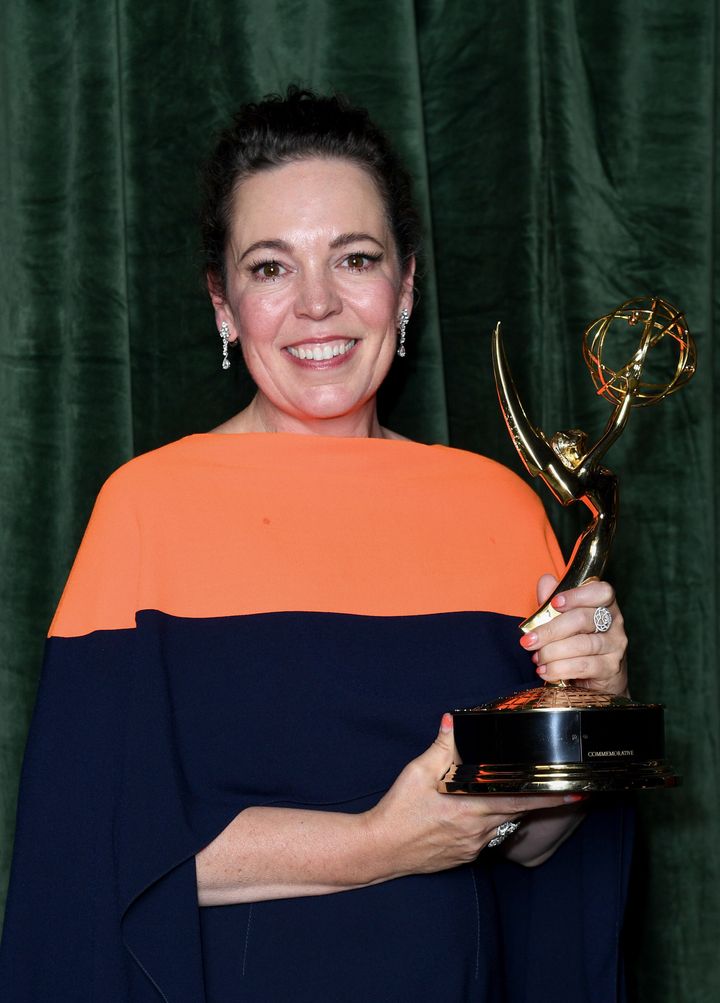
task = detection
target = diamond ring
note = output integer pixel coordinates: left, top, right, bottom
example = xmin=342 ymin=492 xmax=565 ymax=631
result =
xmin=593 ymin=606 xmax=613 ymax=633
xmin=487 ymin=819 xmax=521 ymax=848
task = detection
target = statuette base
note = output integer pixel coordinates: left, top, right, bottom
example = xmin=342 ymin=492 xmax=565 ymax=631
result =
xmin=438 ymin=684 xmax=681 ymax=793
xmin=440 ymin=760 xmax=680 ymax=793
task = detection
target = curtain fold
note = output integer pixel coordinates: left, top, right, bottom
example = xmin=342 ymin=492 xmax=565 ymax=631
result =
xmin=1 ymin=1 xmax=717 ymax=998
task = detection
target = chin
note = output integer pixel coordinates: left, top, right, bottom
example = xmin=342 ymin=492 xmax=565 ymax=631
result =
xmin=293 ymin=389 xmax=369 ymax=420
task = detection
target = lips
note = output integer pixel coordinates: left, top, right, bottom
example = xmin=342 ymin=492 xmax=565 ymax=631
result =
xmin=286 ymin=339 xmax=357 ymax=361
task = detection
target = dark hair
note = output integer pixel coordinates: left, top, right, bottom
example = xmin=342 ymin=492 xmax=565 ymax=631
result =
xmin=200 ymin=87 xmax=421 ymax=294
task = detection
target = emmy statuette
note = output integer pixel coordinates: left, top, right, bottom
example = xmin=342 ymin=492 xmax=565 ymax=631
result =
xmin=440 ymin=297 xmax=695 ymax=794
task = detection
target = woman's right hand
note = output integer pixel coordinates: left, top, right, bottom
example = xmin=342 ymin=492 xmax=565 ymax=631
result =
xmin=197 ymin=714 xmax=585 ymax=906
xmin=363 ymin=713 xmax=581 ymax=878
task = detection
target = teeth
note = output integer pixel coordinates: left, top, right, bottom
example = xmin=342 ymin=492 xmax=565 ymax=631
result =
xmin=287 ymin=340 xmax=356 ymax=361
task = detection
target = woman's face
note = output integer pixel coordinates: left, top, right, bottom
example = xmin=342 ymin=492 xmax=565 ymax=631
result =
xmin=210 ymin=158 xmax=414 ymax=430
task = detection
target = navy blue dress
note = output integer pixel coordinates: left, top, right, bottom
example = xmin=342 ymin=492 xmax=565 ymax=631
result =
xmin=0 ymin=435 xmax=632 ymax=1001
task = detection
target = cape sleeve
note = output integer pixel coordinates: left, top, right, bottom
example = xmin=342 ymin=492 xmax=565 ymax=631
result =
xmin=0 ymin=470 xmax=247 ymax=1002
xmin=486 ymin=798 xmax=634 ymax=1003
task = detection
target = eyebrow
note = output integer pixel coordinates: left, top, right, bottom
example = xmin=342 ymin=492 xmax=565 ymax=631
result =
xmin=236 ymin=231 xmax=386 ymax=264
xmin=236 ymin=239 xmax=293 ymax=264
xmin=329 ymin=232 xmax=385 ymax=251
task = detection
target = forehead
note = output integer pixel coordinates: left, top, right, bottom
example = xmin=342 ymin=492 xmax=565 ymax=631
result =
xmin=229 ymin=158 xmax=389 ymax=243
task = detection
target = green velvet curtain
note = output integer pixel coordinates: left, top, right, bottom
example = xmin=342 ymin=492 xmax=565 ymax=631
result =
xmin=1 ymin=0 xmax=717 ymax=998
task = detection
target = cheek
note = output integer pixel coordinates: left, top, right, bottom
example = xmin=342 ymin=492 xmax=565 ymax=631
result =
xmin=235 ymin=294 xmax=286 ymax=349
xmin=351 ymin=280 xmax=400 ymax=332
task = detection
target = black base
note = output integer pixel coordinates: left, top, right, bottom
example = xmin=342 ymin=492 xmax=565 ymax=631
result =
xmin=438 ymin=686 xmax=680 ymax=793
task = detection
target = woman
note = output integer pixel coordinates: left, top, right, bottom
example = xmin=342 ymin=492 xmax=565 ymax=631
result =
xmin=0 ymin=90 xmax=630 ymax=1002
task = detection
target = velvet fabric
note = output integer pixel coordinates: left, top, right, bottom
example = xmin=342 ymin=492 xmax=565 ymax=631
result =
xmin=1 ymin=2 xmax=717 ymax=999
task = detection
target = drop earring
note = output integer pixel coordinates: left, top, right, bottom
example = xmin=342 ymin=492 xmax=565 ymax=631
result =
xmin=396 ymin=308 xmax=409 ymax=358
xmin=220 ymin=321 xmax=230 ymax=370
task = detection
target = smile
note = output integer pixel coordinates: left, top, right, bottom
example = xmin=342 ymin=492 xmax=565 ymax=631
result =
xmin=286 ymin=339 xmax=357 ymax=361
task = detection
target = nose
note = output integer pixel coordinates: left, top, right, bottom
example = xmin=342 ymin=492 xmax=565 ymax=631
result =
xmin=293 ymin=267 xmax=342 ymax=321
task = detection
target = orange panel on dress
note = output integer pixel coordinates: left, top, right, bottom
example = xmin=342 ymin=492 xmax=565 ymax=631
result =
xmin=50 ymin=434 xmax=565 ymax=638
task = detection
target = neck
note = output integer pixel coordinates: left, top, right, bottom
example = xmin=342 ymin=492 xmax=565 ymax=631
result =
xmin=223 ymin=393 xmax=387 ymax=439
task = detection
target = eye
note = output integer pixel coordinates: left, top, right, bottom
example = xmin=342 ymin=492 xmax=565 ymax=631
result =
xmin=343 ymin=251 xmax=383 ymax=272
xmin=249 ymin=259 xmax=285 ymax=281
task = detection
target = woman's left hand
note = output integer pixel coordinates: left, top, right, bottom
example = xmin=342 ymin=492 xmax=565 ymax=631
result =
xmin=520 ymin=574 xmax=628 ymax=696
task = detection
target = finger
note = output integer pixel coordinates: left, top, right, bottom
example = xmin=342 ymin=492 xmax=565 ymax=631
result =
xmin=536 ymin=572 xmax=559 ymax=606
xmin=522 ymin=607 xmax=598 ymax=649
xmin=548 ymin=578 xmax=616 ymax=614
xmin=536 ymin=655 xmax=627 ymax=692
xmin=418 ymin=713 xmax=456 ymax=778
xmin=477 ymin=792 xmax=587 ymax=815
xmin=534 ymin=628 xmax=610 ymax=666
xmin=534 ymin=631 xmax=627 ymax=679
xmin=536 ymin=654 xmax=618 ymax=681
xmin=523 ymin=604 xmax=625 ymax=654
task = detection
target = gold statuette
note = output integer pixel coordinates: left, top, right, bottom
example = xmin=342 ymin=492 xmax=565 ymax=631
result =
xmin=494 ymin=296 xmax=695 ymax=633
xmin=440 ymin=297 xmax=695 ymax=794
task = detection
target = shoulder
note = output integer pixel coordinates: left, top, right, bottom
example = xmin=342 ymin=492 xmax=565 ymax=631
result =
xmin=426 ymin=443 xmax=546 ymax=515
xmin=95 ymin=435 xmax=215 ymax=507
xmin=102 ymin=435 xmax=205 ymax=487
xmin=49 ymin=437 xmax=216 ymax=638
xmin=426 ymin=443 xmax=565 ymax=584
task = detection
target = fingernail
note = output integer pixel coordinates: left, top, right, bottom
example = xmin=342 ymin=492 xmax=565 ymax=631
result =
xmin=440 ymin=712 xmax=453 ymax=733
xmin=536 ymin=665 xmax=547 ymax=676
xmin=564 ymin=793 xmax=588 ymax=803
xmin=551 ymin=595 xmax=566 ymax=609
xmin=520 ymin=632 xmax=538 ymax=648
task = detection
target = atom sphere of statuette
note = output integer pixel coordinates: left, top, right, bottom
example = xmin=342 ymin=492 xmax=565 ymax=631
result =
xmin=582 ymin=295 xmax=696 ymax=408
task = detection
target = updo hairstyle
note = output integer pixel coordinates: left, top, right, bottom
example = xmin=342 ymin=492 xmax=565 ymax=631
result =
xmin=200 ymin=87 xmax=421 ymax=295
